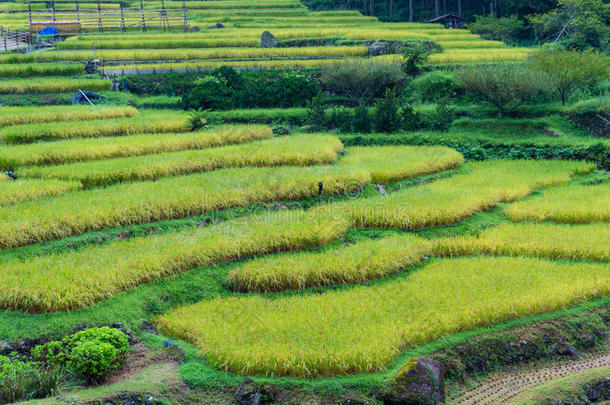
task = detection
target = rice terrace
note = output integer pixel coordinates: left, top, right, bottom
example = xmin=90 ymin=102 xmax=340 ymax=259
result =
xmin=0 ymin=0 xmax=608 ymax=403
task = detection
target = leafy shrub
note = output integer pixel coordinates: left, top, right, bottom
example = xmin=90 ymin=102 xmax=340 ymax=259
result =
xmin=352 ymin=103 xmax=372 ymax=133
xmin=0 ymin=356 xmax=62 ymax=402
xmin=402 ymin=41 xmax=431 ymax=76
xmin=566 ymin=98 xmax=609 ymax=138
xmin=272 ymin=125 xmax=291 ymax=136
xmin=182 ymin=76 xmax=233 ymax=111
xmin=458 ymin=64 xmax=552 ymax=118
xmin=187 ymin=109 xmax=221 ymax=131
xmin=409 ymin=71 xmax=458 ymax=103
xmin=306 ymin=94 xmax=328 ymax=131
xmin=427 ymin=98 xmax=456 ymax=132
xmin=400 ymin=104 xmax=422 ymax=131
xmin=320 ymin=59 xmax=404 ymax=104
xmin=374 ymin=89 xmax=402 ymax=133
xmin=467 ymin=15 xmax=526 ymax=44
xmin=328 ymin=107 xmax=353 ymax=133
xmin=32 ymin=341 xmax=65 ymax=368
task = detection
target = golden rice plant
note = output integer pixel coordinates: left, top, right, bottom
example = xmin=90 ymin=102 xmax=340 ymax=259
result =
xmin=158 ymin=256 xmax=610 ymax=377
xmin=19 ymin=134 xmax=344 ymax=186
xmin=435 ymin=222 xmax=609 ymax=262
xmin=106 ymin=59 xmax=345 ymax=72
xmin=317 ymin=160 xmax=594 ymax=229
xmin=0 ymin=63 xmax=84 ymax=77
xmin=0 ymin=78 xmax=111 ymax=94
xmin=0 ymin=179 xmax=81 ymax=205
xmin=227 ymin=233 xmax=432 ymax=292
xmin=0 ymin=124 xmax=272 ymax=167
xmin=0 ymin=110 xmax=188 ymax=144
xmin=0 ymin=164 xmax=370 ymax=250
xmin=505 ymin=182 xmax=610 ymax=224
xmin=341 ymin=145 xmax=464 ymax=183
xmin=0 ymin=46 xmax=369 ymax=63
xmin=429 ymin=48 xmax=532 ymax=63
xmin=0 ymin=106 xmax=138 ymax=128
xmin=0 ymin=210 xmax=351 ymax=312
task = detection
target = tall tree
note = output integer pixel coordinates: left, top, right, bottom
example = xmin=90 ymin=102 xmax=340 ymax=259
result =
xmin=409 ymin=0 xmax=414 ymax=21
xmin=435 ymin=0 xmax=440 ymax=16
xmin=458 ymin=0 xmax=462 ymax=15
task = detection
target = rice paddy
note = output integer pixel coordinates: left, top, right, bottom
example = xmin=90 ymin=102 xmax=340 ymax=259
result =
xmin=0 ymin=105 xmax=138 ymax=128
xmin=0 ymin=178 xmax=82 ymax=205
xmin=505 ymin=182 xmax=610 ymax=224
xmin=0 ymin=78 xmax=112 ymax=94
xmin=18 ymin=134 xmax=344 ymax=186
xmin=0 ymin=124 xmax=272 ymax=167
xmin=158 ymin=256 xmax=610 ymax=377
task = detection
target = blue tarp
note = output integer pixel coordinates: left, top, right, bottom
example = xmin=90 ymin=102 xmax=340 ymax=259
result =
xmin=39 ymin=26 xmax=59 ymax=35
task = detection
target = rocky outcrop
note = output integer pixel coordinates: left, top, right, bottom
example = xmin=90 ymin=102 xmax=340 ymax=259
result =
xmin=381 ymin=358 xmax=445 ymax=404
xmin=260 ymin=31 xmax=278 ymax=48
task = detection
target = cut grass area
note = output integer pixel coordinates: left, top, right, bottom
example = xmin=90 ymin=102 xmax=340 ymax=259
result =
xmin=0 ymin=77 xmax=111 ymax=94
xmin=317 ymin=160 xmax=593 ymax=229
xmin=505 ymin=182 xmax=610 ymax=224
xmin=18 ymin=134 xmax=344 ymax=186
xmin=227 ymin=233 xmax=431 ymax=292
xmin=0 ymin=110 xmax=188 ymax=144
xmin=0 ymin=179 xmax=81 ymax=205
xmin=0 ymin=124 xmax=272 ymax=168
xmin=507 ymin=365 xmax=610 ymax=405
xmin=0 ymin=105 xmax=138 ymax=128
xmin=0 ymin=210 xmax=351 ymax=312
xmin=435 ymin=222 xmax=610 ymax=262
xmin=0 ymin=145 xmax=460 ymax=249
xmin=158 ymin=256 xmax=610 ymax=377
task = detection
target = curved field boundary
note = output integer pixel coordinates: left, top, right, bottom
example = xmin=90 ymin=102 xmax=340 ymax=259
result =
xmin=450 ymin=351 xmax=610 ymax=404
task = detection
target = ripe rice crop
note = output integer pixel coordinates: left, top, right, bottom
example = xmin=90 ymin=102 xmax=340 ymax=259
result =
xmin=0 ymin=179 xmax=81 ymax=205
xmin=227 ymin=234 xmax=432 ymax=292
xmin=106 ymin=58 xmax=344 ymax=72
xmin=155 ymin=0 xmax=303 ymax=8
xmin=0 ymin=110 xmax=188 ymax=144
xmin=429 ymin=48 xmax=532 ymax=63
xmin=341 ymin=145 xmax=464 ymax=183
xmin=0 ymin=210 xmax=351 ymax=312
xmin=0 ymin=165 xmax=370 ymax=249
xmin=0 ymin=63 xmax=84 ymax=77
xmin=505 ymin=182 xmax=610 ymax=223
xmin=435 ymin=222 xmax=609 ymax=262
xmin=437 ymin=40 xmax=506 ymax=49
xmin=158 ymin=256 xmax=610 ymax=377
xmin=0 ymin=46 xmax=369 ymax=63
xmin=56 ymin=37 xmax=261 ymax=49
xmin=0 ymin=145 xmax=458 ymax=248
xmin=19 ymin=134 xmax=344 ymax=186
xmin=0 ymin=78 xmax=111 ymax=94
xmin=317 ymin=160 xmax=594 ymax=229
xmin=0 ymin=124 xmax=272 ymax=167
xmin=0 ymin=106 xmax=138 ymax=128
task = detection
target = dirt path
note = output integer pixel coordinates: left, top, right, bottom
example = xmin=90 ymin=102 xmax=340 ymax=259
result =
xmin=449 ymin=351 xmax=610 ymax=404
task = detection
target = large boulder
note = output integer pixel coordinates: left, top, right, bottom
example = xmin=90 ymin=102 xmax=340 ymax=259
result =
xmin=260 ymin=31 xmax=279 ymax=48
xmin=381 ymin=358 xmax=445 ymax=405
xmin=368 ymin=41 xmax=391 ymax=56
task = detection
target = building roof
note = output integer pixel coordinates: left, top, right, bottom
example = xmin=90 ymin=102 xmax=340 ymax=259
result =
xmin=427 ymin=14 xmax=466 ymax=23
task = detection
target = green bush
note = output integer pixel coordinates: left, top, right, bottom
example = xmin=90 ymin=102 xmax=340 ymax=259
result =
xmin=409 ymin=71 xmax=458 ymax=103
xmin=352 ymin=103 xmax=372 ymax=133
xmin=328 ymin=107 xmax=353 ymax=133
xmin=467 ymin=14 xmax=526 ymax=44
xmin=32 ymin=341 xmax=65 ymax=368
xmin=402 ymin=41 xmax=431 ymax=77
xmin=182 ymin=76 xmax=234 ymax=111
xmin=306 ymin=94 xmax=328 ymax=131
xmin=374 ymin=89 xmax=402 ymax=133
xmin=400 ymin=103 xmax=422 ymax=131
xmin=427 ymin=98 xmax=456 ymax=132
xmin=0 ymin=356 xmax=62 ymax=402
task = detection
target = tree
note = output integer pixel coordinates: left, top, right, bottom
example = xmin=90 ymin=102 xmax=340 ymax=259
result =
xmin=458 ymin=64 xmax=552 ymax=118
xmin=320 ymin=59 xmax=404 ymax=104
xmin=528 ymin=0 xmax=610 ymax=50
xmin=467 ymin=14 xmax=526 ymax=44
xmin=402 ymin=41 xmax=431 ymax=76
xmin=529 ymin=46 xmax=609 ymax=105
xmin=374 ymin=88 xmax=401 ymax=132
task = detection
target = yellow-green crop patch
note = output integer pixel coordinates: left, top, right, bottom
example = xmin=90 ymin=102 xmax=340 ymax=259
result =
xmin=0 ymin=78 xmax=111 ymax=94
xmin=435 ymin=222 xmax=609 ymax=262
xmin=0 ymin=125 xmax=272 ymax=168
xmin=227 ymin=233 xmax=431 ymax=292
xmin=18 ymin=135 xmax=344 ymax=186
xmin=505 ymin=182 xmax=610 ymax=224
xmin=0 ymin=106 xmax=138 ymax=128
xmin=0 ymin=111 xmax=188 ymax=144
xmin=0 ymin=179 xmax=81 ymax=205
xmin=318 ymin=160 xmax=593 ymax=229
xmin=0 ymin=210 xmax=351 ymax=312
xmin=158 ymin=256 xmax=610 ymax=377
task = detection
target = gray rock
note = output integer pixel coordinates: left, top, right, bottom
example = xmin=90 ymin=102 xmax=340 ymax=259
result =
xmin=368 ymin=41 xmax=390 ymax=56
xmin=0 ymin=341 xmax=13 ymax=355
xmin=375 ymin=184 xmax=387 ymax=196
xmin=552 ymin=344 xmax=581 ymax=358
xmin=141 ymin=320 xmax=158 ymax=335
xmin=381 ymin=358 xmax=445 ymax=404
xmin=84 ymin=59 xmax=101 ymax=74
xmin=235 ymin=378 xmax=261 ymax=405
xmin=190 ymin=26 xmax=200 ymax=32
xmin=260 ymin=31 xmax=278 ymax=48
